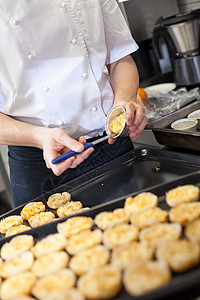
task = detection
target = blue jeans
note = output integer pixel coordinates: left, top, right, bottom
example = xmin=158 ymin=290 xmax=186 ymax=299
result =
xmin=8 ymin=137 xmax=134 ymax=207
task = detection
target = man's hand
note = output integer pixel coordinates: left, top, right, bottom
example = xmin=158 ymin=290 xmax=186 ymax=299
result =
xmin=40 ymin=128 xmax=94 ymax=176
xmin=108 ymin=101 xmax=148 ymax=144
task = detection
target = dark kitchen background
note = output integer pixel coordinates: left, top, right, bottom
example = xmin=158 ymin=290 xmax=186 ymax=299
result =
xmin=118 ymin=0 xmax=200 ymax=85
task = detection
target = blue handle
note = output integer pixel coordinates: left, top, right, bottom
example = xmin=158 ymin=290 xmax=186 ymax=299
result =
xmin=52 ymin=142 xmax=94 ymax=164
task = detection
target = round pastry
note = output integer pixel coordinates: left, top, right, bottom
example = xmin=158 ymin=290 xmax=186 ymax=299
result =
xmin=123 ymin=261 xmax=171 ymax=296
xmin=66 ymin=229 xmax=102 ymax=255
xmin=5 ymin=225 xmax=31 ymax=237
xmin=0 ymin=271 xmax=36 ymax=300
xmin=166 ymin=185 xmax=200 ymax=207
xmin=31 ymin=233 xmax=67 ymax=258
xmin=124 ymin=192 xmax=158 ymax=214
xmin=32 ymin=251 xmax=69 ymax=277
xmin=111 ymin=241 xmax=153 ymax=270
xmin=0 ymin=215 xmax=23 ymax=234
xmin=31 ymin=268 xmax=76 ymax=300
xmin=169 ymin=202 xmax=200 ymax=226
xmin=103 ymin=223 xmax=138 ymax=249
xmin=28 ymin=211 xmax=55 ymax=228
xmin=47 ymin=289 xmax=85 ymax=300
xmin=69 ymin=245 xmax=110 ymax=276
xmin=47 ymin=192 xmax=71 ymax=209
xmin=185 ymin=218 xmax=200 ymax=243
xmin=1 ymin=251 xmax=34 ymax=278
xmin=1 ymin=234 xmax=34 ymax=261
xmin=130 ymin=207 xmax=168 ymax=229
xmin=78 ymin=265 xmax=122 ymax=300
xmin=56 ymin=201 xmax=83 ymax=218
xmin=156 ymin=239 xmax=200 ymax=272
xmin=57 ymin=216 xmax=93 ymax=238
xmin=14 ymin=295 xmax=36 ymax=300
xmin=94 ymin=208 xmax=130 ymax=231
xmin=20 ymin=202 xmax=46 ymax=220
xmin=139 ymin=223 xmax=182 ymax=249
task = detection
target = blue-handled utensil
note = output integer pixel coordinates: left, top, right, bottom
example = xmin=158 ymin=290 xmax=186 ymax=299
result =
xmin=52 ymin=105 xmax=128 ymax=165
xmin=52 ymin=135 xmax=109 ymax=164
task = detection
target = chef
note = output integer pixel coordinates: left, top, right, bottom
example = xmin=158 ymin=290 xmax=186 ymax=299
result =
xmin=0 ymin=0 xmax=148 ymax=207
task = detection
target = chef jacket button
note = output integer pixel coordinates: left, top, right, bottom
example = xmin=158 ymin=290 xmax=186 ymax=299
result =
xmin=82 ymin=73 xmax=88 ymax=79
xmin=71 ymin=38 xmax=77 ymax=45
xmin=42 ymin=86 xmax=49 ymax=92
xmin=91 ymin=106 xmax=97 ymax=112
xmin=27 ymin=53 xmax=34 ymax=60
xmin=98 ymin=131 xmax=104 ymax=136
xmin=12 ymin=18 xmax=19 ymax=26
xmin=60 ymin=2 xmax=67 ymax=8
xmin=58 ymin=119 xmax=64 ymax=126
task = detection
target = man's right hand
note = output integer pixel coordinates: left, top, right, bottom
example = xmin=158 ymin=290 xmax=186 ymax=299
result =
xmin=39 ymin=128 xmax=94 ymax=176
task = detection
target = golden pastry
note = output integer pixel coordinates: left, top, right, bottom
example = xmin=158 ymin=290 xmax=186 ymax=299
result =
xmin=166 ymin=184 xmax=199 ymax=207
xmin=124 ymin=192 xmax=158 ymax=214
xmin=130 ymin=207 xmax=168 ymax=229
xmin=103 ymin=223 xmax=138 ymax=249
xmin=14 ymin=295 xmax=36 ymax=300
xmin=5 ymin=225 xmax=31 ymax=237
xmin=32 ymin=251 xmax=69 ymax=277
xmin=57 ymin=216 xmax=93 ymax=238
xmin=185 ymin=218 xmax=200 ymax=243
xmin=47 ymin=192 xmax=71 ymax=209
xmin=0 ymin=215 xmax=23 ymax=234
xmin=139 ymin=223 xmax=182 ymax=249
xmin=20 ymin=202 xmax=46 ymax=220
xmin=169 ymin=202 xmax=200 ymax=226
xmin=1 ymin=234 xmax=34 ymax=261
xmin=31 ymin=268 xmax=76 ymax=300
xmin=123 ymin=261 xmax=171 ymax=296
xmin=66 ymin=229 xmax=102 ymax=255
xmin=69 ymin=245 xmax=110 ymax=276
xmin=56 ymin=201 xmax=83 ymax=218
xmin=28 ymin=211 xmax=55 ymax=228
xmin=1 ymin=251 xmax=34 ymax=278
xmin=156 ymin=239 xmax=200 ymax=272
xmin=111 ymin=241 xmax=153 ymax=270
xmin=31 ymin=233 xmax=67 ymax=258
xmin=0 ymin=271 xmax=36 ymax=300
xmin=46 ymin=289 xmax=85 ymax=300
xmin=94 ymin=208 xmax=130 ymax=231
xmin=78 ymin=265 xmax=122 ymax=300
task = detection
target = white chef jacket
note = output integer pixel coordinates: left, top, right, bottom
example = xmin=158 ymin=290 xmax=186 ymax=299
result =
xmin=0 ymin=0 xmax=138 ymax=139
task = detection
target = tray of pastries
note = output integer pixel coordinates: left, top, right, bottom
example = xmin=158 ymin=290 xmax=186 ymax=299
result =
xmin=0 ymin=171 xmax=200 ymax=299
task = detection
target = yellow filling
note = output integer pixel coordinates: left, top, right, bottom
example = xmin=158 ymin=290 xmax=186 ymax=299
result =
xmin=110 ymin=113 xmax=125 ymax=134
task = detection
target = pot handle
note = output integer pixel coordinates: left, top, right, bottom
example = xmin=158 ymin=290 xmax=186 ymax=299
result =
xmin=152 ymin=25 xmax=177 ymax=62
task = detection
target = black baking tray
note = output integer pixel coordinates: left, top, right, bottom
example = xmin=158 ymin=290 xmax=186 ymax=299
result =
xmin=1 ymin=147 xmax=200 ymax=222
xmin=1 ymin=171 xmax=200 ymax=300
xmin=1 ymin=146 xmax=200 ymax=229
xmin=146 ymin=100 xmax=200 ymax=151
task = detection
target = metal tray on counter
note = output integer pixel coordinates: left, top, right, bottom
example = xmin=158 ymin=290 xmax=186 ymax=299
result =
xmin=1 ymin=146 xmax=200 ymax=225
xmin=146 ymin=100 xmax=200 ymax=151
xmin=1 ymin=171 xmax=200 ymax=300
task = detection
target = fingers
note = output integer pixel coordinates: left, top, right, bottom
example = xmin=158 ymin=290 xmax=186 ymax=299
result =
xmin=129 ymin=115 xmax=148 ymax=140
xmin=47 ymin=146 xmax=94 ymax=176
xmin=123 ymin=102 xmax=148 ymax=140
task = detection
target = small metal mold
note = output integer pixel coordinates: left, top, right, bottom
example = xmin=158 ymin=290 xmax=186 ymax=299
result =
xmin=171 ymin=118 xmax=198 ymax=132
xmin=105 ymin=105 xmax=128 ymax=138
xmin=187 ymin=109 xmax=200 ymax=130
